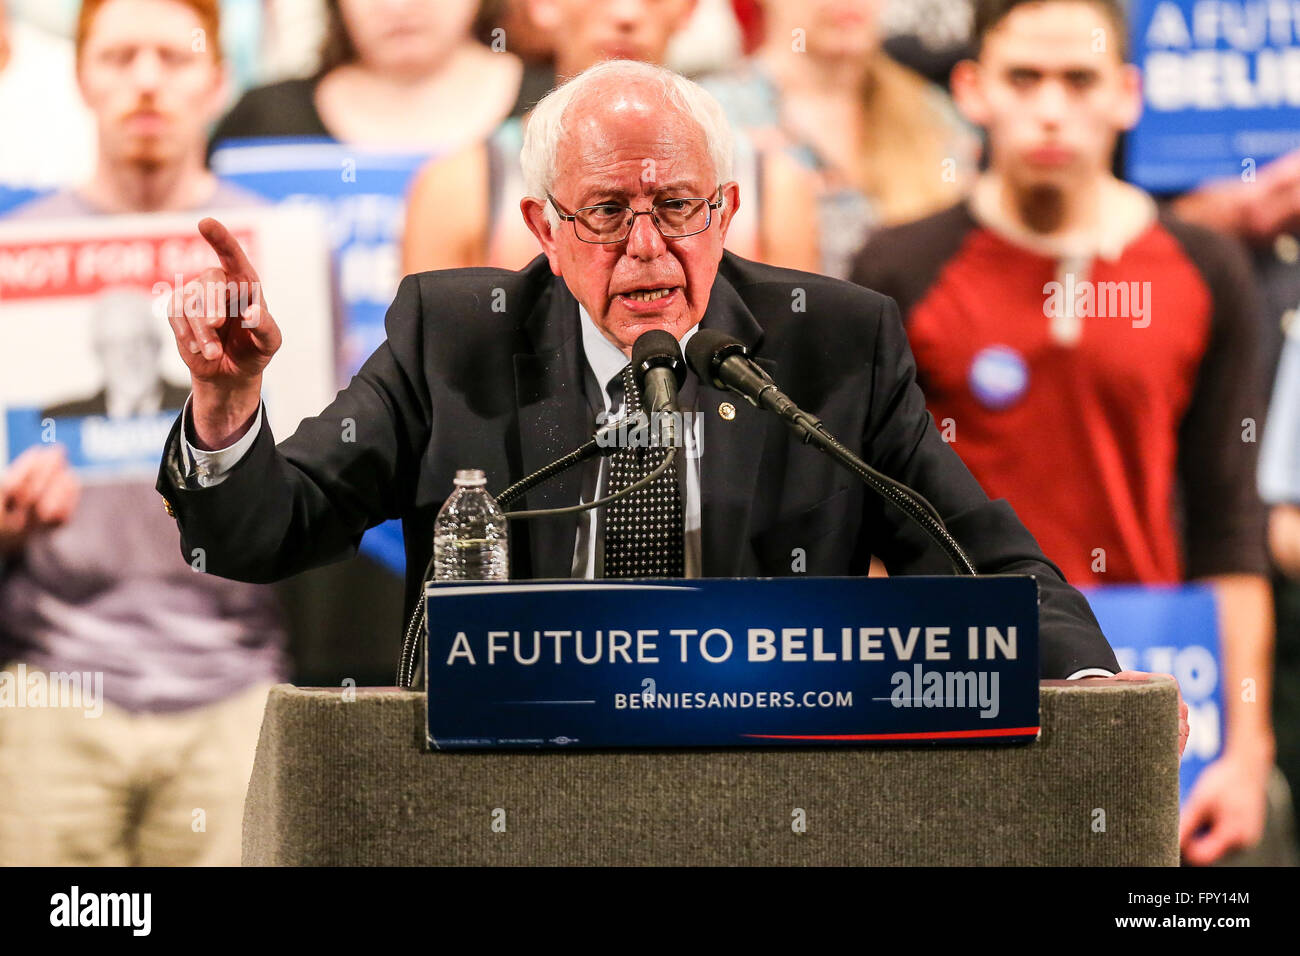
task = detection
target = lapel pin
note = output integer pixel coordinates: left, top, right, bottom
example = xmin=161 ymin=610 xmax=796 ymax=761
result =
xmin=718 ymin=402 xmax=736 ymax=421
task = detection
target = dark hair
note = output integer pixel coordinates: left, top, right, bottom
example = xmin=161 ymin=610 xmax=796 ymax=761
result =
xmin=972 ymin=0 xmax=1129 ymax=60
xmin=318 ymin=0 xmax=497 ymax=75
xmin=317 ymin=0 xmax=356 ymax=75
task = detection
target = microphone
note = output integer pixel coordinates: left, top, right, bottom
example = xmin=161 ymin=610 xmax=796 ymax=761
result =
xmin=686 ymin=328 xmax=797 ymax=418
xmin=632 ymin=329 xmax=687 ymax=448
xmin=401 ymin=330 xmax=691 ymax=688
xmin=686 ymin=329 xmax=977 ymax=576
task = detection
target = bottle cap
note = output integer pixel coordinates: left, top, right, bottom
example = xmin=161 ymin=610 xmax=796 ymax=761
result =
xmin=453 ymin=469 xmax=487 ymax=487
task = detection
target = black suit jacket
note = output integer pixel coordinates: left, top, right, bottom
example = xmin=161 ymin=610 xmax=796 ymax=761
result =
xmin=156 ymin=252 xmax=1120 ymax=678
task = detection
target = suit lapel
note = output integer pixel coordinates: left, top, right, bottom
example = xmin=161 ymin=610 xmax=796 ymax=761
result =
xmin=513 ymin=277 xmax=589 ymax=578
xmin=511 ymin=260 xmax=774 ymax=579
xmin=698 ymin=267 xmax=772 ymax=577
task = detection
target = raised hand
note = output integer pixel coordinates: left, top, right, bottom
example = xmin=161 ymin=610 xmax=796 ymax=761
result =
xmin=167 ymin=217 xmax=282 ymax=383
xmin=165 ymin=218 xmax=282 ymax=449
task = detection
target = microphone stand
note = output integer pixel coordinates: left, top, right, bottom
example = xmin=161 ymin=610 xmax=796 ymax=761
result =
xmin=750 ymin=381 xmax=977 ymax=576
xmin=690 ymin=331 xmax=978 ymax=578
xmin=495 ymin=438 xmax=609 ymax=510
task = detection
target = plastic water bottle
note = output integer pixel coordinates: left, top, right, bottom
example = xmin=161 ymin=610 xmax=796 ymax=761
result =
xmin=432 ymin=469 xmax=509 ymax=580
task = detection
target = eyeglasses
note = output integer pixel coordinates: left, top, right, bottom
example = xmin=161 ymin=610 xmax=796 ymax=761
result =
xmin=547 ymin=189 xmax=724 ymax=243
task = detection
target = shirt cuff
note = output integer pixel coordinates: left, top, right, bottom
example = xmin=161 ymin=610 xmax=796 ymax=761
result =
xmin=181 ymin=393 xmax=263 ymax=488
xmin=1066 ymin=668 xmax=1117 ymax=679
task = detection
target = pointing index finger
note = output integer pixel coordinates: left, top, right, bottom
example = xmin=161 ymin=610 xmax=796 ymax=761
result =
xmin=198 ymin=217 xmax=261 ymax=284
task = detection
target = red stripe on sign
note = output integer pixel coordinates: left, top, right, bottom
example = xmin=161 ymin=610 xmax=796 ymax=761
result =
xmin=0 ymin=230 xmax=256 ymax=301
xmin=741 ymin=726 xmax=1040 ymax=741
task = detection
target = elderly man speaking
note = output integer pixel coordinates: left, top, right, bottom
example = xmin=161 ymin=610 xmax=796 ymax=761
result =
xmin=157 ymin=61 xmax=1136 ymax=686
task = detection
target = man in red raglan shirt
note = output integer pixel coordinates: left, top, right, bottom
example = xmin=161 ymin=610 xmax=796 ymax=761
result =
xmin=852 ymin=0 xmax=1275 ymax=865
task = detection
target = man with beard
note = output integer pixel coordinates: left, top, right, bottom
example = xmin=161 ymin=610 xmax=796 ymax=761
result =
xmin=852 ymin=0 xmax=1275 ymax=865
xmin=155 ymin=60 xmax=1192 ymax=743
xmin=1 ymin=0 xmax=282 ymax=866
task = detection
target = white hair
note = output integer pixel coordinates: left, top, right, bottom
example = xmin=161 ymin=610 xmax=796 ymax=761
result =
xmin=520 ymin=60 xmax=736 ymax=229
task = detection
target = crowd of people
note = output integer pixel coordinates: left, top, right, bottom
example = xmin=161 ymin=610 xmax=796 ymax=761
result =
xmin=0 ymin=0 xmax=1297 ymax=868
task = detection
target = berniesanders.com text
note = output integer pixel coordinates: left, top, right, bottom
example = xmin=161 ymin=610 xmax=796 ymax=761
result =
xmin=615 ymin=689 xmax=853 ymax=710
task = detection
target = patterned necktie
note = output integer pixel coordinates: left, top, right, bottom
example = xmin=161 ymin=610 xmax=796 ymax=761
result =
xmin=603 ymin=364 xmax=685 ymax=578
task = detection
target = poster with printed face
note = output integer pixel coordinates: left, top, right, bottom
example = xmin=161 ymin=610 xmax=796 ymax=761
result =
xmin=0 ymin=205 xmax=335 ymax=482
xmin=1128 ymin=0 xmax=1300 ymax=191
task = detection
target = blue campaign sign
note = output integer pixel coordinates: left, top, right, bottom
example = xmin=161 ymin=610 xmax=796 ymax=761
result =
xmin=1128 ymin=1 xmax=1300 ymax=191
xmin=1083 ymin=584 xmax=1224 ymax=806
xmin=6 ymin=407 xmax=178 ymax=480
xmin=424 ymin=576 xmax=1040 ymax=750
xmin=209 ymin=137 xmax=439 ymax=573
xmin=0 ymin=186 xmax=41 ymax=217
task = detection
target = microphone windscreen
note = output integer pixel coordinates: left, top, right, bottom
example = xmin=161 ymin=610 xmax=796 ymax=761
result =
xmin=632 ymin=329 xmax=686 ymax=388
xmin=685 ymin=329 xmax=745 ymax=388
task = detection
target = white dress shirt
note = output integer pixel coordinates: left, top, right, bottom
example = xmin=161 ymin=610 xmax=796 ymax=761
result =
xmin=181 ymin=395 xmax=263 ymax=488
xmin=572 ymin=304 xmax=702 ymax=578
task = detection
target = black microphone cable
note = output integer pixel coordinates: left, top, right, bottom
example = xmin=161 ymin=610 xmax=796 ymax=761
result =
xmin=400 ymin=330 xmax=690 ymax=686
xmin=398 ymin=443 xmax=682 ymax=687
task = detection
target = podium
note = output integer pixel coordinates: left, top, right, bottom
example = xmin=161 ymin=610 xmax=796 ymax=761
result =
xmin=242 ymin=677 xmax=1180 ymax=865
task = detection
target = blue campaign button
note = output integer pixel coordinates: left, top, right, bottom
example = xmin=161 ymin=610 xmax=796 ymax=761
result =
xmin=969 ymin=346 xmax=1029 ymax=410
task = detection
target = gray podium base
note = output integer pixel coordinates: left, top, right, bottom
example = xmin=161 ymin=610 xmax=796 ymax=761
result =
xmin=243 ymin=680 xmax=1180 ymax=866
